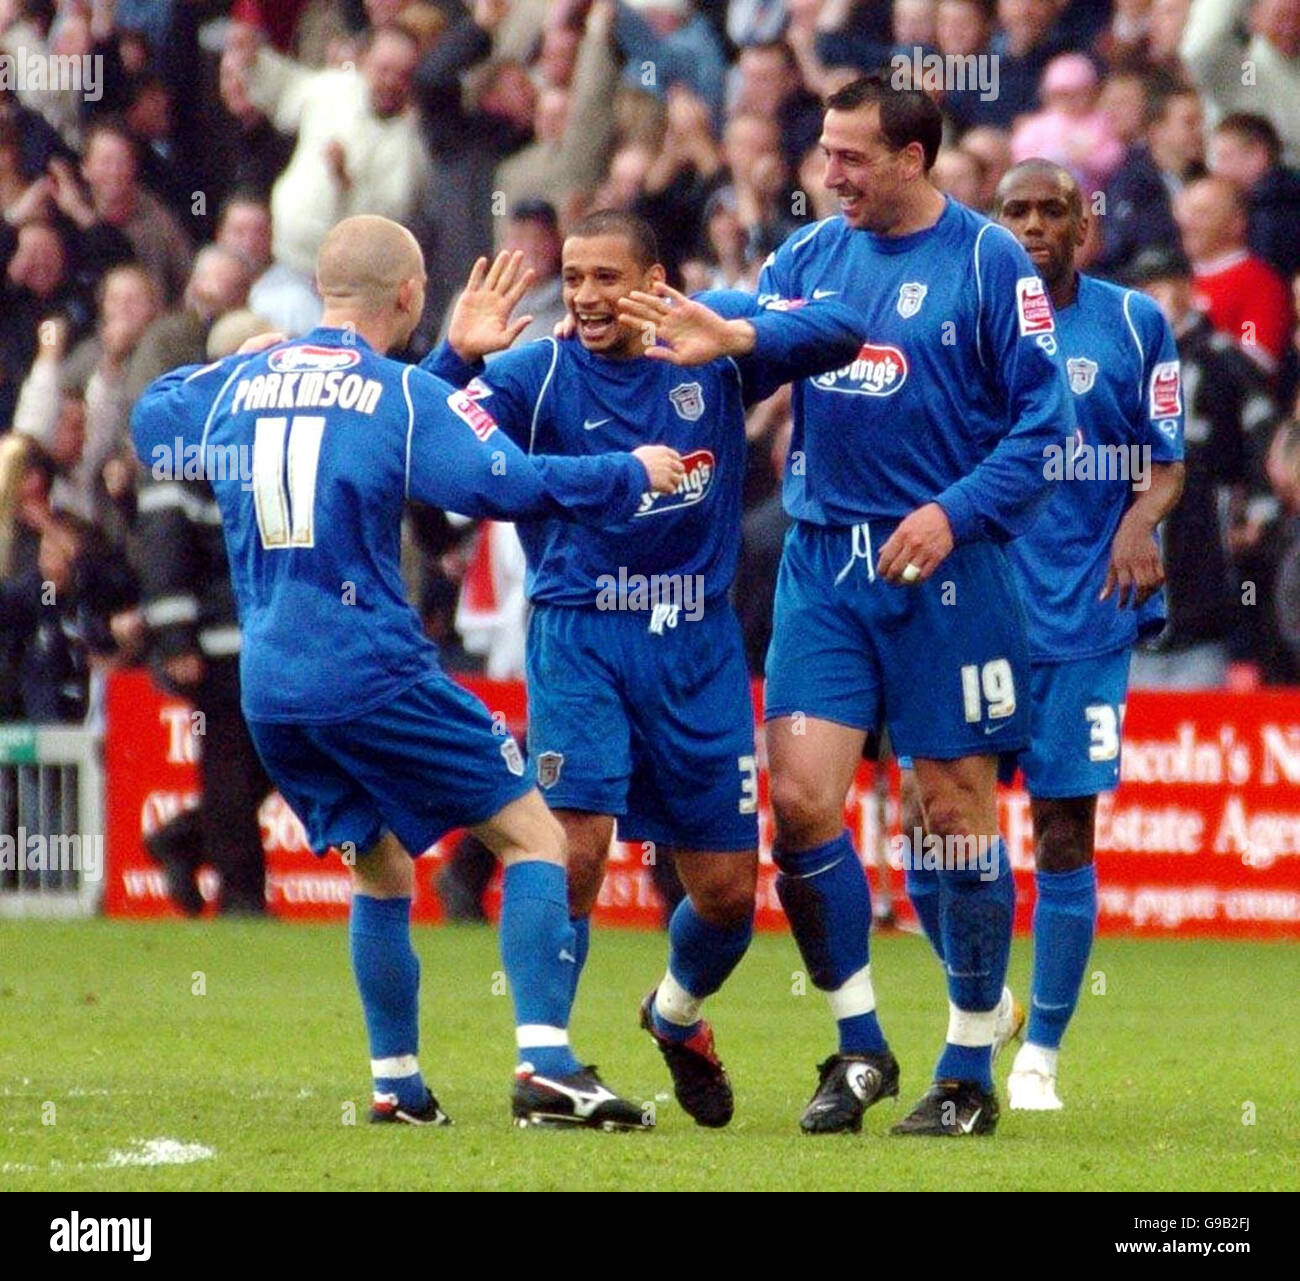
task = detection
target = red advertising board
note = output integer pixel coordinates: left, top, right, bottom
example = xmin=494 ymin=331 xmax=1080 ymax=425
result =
xmin=103 ymin=668 xmax=1300 ymax=937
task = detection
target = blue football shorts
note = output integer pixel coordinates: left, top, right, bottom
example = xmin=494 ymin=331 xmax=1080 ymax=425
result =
xmin=764 ymin=520 xmax=1032 ymax=760
xmin=247 ymin=670 xmax=533 ymax=857
xmin=996 ymin=648 xmax=1132 ymax=797
xmin=525 ymin=601 xmax=759 ymax=851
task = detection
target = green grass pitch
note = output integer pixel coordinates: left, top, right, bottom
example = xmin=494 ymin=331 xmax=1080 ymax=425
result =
xmin=1 ymin=920 xmax=1296 ymax=1191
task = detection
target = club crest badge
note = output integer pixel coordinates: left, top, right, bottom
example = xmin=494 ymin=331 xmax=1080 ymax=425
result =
xmin=1066 ymin=357 xmax=1098 ymax=395
xmin=669 ymin=382 xmax=704 ymax=421
xmin=896 ymin=282 xmax=928 ymax=319
xmin=499 ymin=738 xmax=524 ymax=777
xmin=535 ymin=751 xmax=564 ymax=789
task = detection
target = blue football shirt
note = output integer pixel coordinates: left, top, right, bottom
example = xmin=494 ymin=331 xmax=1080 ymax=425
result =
xmin=131 ymin=327 xmax=648 ymax=722
xmin=757 ymin=198 xmax=1076 ymax=543
xmin=424 ymin=292 xmax=865 ymax=608
xmin=1006 ymin=273 xmax=1186 ymax=661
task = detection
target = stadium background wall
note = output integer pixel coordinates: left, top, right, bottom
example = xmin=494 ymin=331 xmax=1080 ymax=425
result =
xmin=102 ymin=669 xmax=1300 ymax=938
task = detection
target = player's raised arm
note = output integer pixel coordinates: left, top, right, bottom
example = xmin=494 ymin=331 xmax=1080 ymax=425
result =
xmin=930 ymin=227 xmax=1076 ymax=547
xmin=418 ymin=251 xmax=544 ymax=448
xmin=405 ymin=366 xmax=683 ymax=525
xmin=447 ymin=250 xmax=537 ymax=360
xmin=616 ymin=283 xmax=865 ymax=404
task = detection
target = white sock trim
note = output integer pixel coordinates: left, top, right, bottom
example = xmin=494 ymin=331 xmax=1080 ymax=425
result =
xmin=516 ymin=1024 xmax=569 ymax=1049
xmin=946 ymin=1002 xmax=998 ymax=1047
xmin=826 ymin=964 xmax=876 ymax=1020
xmin=371 ymin=1054 xmax=419 ymax=1078
xmin=654 ymin=970 xmax=702 ymax=1026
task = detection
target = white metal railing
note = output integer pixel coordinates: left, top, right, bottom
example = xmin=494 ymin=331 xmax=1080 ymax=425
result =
xmin=0 ymin=725 xmax=105 ymax=918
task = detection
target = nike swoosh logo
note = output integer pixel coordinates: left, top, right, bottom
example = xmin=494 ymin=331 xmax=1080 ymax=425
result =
xmin=583 ymin=417 xmax=611 ymax=431
xmin=984 ymin=722 xmax=1009 ymax=735
xmin=959 ymin=1107 xmax=982 ymax=1134
xmin=812 ymin=288 xmax=838 ymax=299
xmin=558 ymin=949 xmax=576 ymax=964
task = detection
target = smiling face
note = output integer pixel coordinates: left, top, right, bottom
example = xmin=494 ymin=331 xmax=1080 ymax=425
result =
xmin=995 ymin=165 xmax=1086 ymax=292
xmin=561 ymin=233 xmax=664 ymax=358
xmin=820 ymin=104 xmax=924 ymax=233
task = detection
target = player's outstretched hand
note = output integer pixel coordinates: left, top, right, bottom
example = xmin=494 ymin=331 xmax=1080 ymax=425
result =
xmin=618 ymin=283 xmax=755 ymax=365
xmin=876 ymin=502 xmax=954 ymax=584
xmin=236 ymin=330 xmax=288 ymax=355
xmin=1101 ymin=513 xmax=1165 ymax=608
xmin=448 ymin=250 xmax=536 ymax=362
xmin=633 ymin=445 xmax=686 ymax=494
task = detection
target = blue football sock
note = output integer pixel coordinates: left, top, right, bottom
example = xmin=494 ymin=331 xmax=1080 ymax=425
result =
xmin=775 ymin=832 xmax=887 ymax=1055
xmin=1027 ymin=863 xmax=1097 ymax=1050
xmin=567 ymin=914 xmax=590 ymax=1009
xmin=650 ymin=896 xmax=753 ymax=1044
xmin=349 ymin=893 xmax=427 ymax=1109
xmin=905 ymin=862 xmax=945 ymax=962
xmin=934 ymin=840 xmax=1014 ymax=1090
xmin=500 ymin=860 xmax=581 ymax=1078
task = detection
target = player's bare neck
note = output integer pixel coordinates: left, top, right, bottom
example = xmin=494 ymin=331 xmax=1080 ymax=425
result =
xmin=879 ymin=184 xmax=946 ymax=238
xmin=1049 ymin=270 xmax=1080 ymax=313
xmin=319 ymin=308 xmax=391 ymax=354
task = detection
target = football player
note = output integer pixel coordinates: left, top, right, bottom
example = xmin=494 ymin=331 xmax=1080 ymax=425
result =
xmin=991 ymin=159 xmax=1185 ymax=1109
xmin=132 ymin=215 xmax=686 ymax=1130
xmin=648 ymin=76 xmax=1075 ymax=1136
xmin=424 ymin=210 xmax=865 ymax=1127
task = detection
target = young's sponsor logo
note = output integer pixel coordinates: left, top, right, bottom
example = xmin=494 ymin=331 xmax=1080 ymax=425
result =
xmin=811 ymin=343 xmax=908 ymax=396
xmin=635 ymin=448 xmax=714 ymax=516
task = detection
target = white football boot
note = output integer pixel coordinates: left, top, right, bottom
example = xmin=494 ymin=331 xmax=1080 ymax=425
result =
xmin=1007 ymin=1041 xmax=1064 ymax=1111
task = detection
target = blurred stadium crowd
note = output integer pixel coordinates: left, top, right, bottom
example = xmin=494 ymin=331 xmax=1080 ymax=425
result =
xmin=3 ymin=0 xmax=1300 ymax=744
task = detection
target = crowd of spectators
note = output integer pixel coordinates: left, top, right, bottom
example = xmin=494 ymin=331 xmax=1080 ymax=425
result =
xmin=3 ymin=0 xmax=1300 ymax=750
